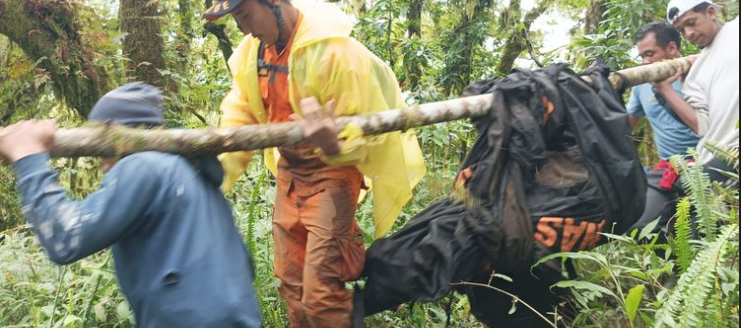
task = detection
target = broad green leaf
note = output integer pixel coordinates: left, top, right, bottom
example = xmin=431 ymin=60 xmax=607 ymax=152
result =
xmin=116 ymin=301 xmax=131 ymax=322
xmin=625 ymin=284 xmax=645 ymax=324
xmin=41 ymin=304 xmax=56 ymax=319
xmin=601 ymin=233 xmax=635 ymax=243
xmin=639 ymin=310 xmax=655 ymax=326
xmin=638 ymin=219 xmax=660 ymax=241
xmin=552 ymin=280 xmax=617 ymax=299
xmin=62 ymin=315 xmax=83 ymax=328
xmin=532 ymin=251 xmax=607 ymax=270
xmin=612 ymin=265 xmax=648 ymax=280
xmin=493 ymin=273 xmax=513 ymax=283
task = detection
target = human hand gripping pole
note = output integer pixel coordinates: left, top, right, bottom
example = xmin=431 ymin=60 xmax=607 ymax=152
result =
xmin=0 ymin=120 xmax=56 ymax=164
xmin=296 ymin=97 xmax=342 ymax=156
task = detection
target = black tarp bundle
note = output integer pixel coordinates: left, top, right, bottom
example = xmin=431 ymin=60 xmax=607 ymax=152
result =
xmin=355 ymin=64 xmax=646 ymax=327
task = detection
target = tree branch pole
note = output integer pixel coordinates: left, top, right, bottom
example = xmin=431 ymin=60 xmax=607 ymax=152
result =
xmin=48 ymin=57 xmax=696 ymax=158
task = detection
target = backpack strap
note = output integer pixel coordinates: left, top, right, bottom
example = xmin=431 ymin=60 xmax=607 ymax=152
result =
xmin=256 ymin=41 xmax=289 ymax=85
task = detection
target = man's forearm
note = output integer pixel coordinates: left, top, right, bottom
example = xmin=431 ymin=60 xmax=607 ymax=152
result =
xmin=658 ymin=87 xmax=699 ymax=134
xmin=629 ymin=116 xmax=641 ymax=130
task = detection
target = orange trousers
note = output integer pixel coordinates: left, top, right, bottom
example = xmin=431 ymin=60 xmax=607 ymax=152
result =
xmin=273 ymin=178 xmax=365 ymax=328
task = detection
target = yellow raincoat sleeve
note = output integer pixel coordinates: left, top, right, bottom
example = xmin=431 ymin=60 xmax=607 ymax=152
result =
xmin=293 ymin=39 xmax=392 ymax=166
xmin=218 ymin=67 xmax=257 ymax=193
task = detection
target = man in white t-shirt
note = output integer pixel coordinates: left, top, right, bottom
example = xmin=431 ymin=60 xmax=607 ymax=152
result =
xmin=656 ymin=0 xmax=738 ymax=181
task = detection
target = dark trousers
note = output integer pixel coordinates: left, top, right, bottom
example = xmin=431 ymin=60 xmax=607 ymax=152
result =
xmin=629 ymin=157 xmax=737 ymax=236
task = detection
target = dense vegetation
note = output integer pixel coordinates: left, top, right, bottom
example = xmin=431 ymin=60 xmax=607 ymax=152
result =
xmin=1 ymin=0 xmax=738 ymax=327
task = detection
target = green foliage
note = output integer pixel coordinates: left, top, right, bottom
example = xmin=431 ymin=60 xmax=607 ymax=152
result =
xmin=625 ymin=284 xmax=645 ymax=325
xmin=0 ymin=232 xmax=132 ymax=327
xmin=351 ymin=0 xmax=500 ymax=97
xmin=704 ymin=142 xmax=740 ymax=172
xmin=673 ymin=198 xmax=694 ymax=274
xmin=570 ymin=34 xmax=635 ymax=70
xmin=567 ymin=0 xmax=666 ymax=70
xmin=0 ymin=164 xmax=24 ymax=231
xmin=654 ymin=225 xmax=738 ymax=328
xmin=568 ymin=0 xmax=739 ymax=70
xmin=230 ymin=164 xmax=290 ymax=327
xmin=672 ymin=149 xmax=725 ymax=240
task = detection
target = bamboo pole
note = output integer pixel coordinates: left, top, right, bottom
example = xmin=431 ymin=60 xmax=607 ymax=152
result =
xmin=47 ymin=57 xmax=695 ymax=158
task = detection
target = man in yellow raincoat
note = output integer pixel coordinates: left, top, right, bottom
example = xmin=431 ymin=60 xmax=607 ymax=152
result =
xmin=204 ymin=0 xmax=426 ymax=326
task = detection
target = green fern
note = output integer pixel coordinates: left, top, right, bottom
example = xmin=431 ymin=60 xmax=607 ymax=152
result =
xmin=673 ymin=197 xmax=694 ymax=275
xmin=246 ymin=171 xmax=267 ymax=256
xmin=704 ymin=141 xmax=739 ymax=172
xmin=655 ymin=224 xmax=739 ymax=328
xmin=672 ymin=151 xmax=719 ymax=240
xmin=702 ymin=280 xmax=726 ymax=328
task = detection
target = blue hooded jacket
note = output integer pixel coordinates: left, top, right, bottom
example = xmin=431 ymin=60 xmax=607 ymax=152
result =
xmin=14 ymin=152 xmax=261 ymax=328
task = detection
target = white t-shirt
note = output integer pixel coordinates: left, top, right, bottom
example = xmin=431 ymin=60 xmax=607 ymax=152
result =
xmin=683 ymin=17 xmax=739 ymax=163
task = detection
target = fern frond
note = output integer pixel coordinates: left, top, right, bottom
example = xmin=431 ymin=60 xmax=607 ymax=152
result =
xmin=655 ymin=225 xmax=739 ymax=328
xmin=672 ymin=151 xmax=719 ymax=240
xmin=701 ymin=277 xmax=725 ymax=328
xmin=704 ymin=142 xmax=739 ymax=173
xmin=673 ymin=198 xmax=694 ymax=274
xmin=246 ymin=171 xmax=267 ymax=255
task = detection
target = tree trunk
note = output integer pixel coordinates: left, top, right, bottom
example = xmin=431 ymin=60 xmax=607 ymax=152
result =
xmin=46 ymin=57 xmax=696 ymax=158
xmin=0 ymin=0 xmax=110 ymax=117
xmin=0 ymin=72 xmax=46 ymax=125
xmin=441 ymin=0 xmax=493 ymax=96
xmin=496 ymin=0 xmax=555 ymax=75
xmin=174 ymin=0 xmax=194 ymax=69
xmin=584 ymin=0 xmax=606 ymax=35
xmin=179 ymin=0 xmax=195 ymax=40
xmin=120 ymin=0 xmax=166 ymax=87
xmin=408 ymin=0 xmax=422 ymax=38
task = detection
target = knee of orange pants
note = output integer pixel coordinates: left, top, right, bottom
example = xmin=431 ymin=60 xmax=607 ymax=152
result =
xmin=301 ymin=234 xmax=365 ymax=326
xmin=301 ymin=239 xmax=354 ymax=327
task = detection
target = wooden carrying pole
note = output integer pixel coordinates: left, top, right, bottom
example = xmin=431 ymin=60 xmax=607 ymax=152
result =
xmin=49 ymin=57 xmax=695 ymax=158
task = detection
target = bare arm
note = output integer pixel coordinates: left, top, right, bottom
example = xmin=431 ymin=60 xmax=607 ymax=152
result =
xmin=653 ymin=67 xmax=702 ymax=135
xmin=625 ymin=88 xmax=645 ymax=130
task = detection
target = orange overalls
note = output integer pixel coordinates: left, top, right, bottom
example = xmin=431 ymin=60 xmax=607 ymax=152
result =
xmin=260 ymin=14 xmax=365 ymax=328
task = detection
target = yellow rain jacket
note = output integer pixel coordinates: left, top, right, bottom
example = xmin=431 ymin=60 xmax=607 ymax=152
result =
xmin=219 ymin=2 xmax=426 ymax=237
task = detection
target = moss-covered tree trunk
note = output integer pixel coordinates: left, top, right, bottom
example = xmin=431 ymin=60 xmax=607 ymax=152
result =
xmin=440 ymin=0 xmax=494 ymax=96
xmin=173 ymin=0 xmax=194 ymax=71
xmin=120 ymin=0 xmax=166 ymax=87
xmin=584 ymin=0 xmax=606 ymax=35
xmin=407 ymin=0 xmax=422 ymax=38
xmin=495 ymin=0 xmax=555 ymax=75
xmin=403 ymin=0 xmax=424 ymax=91
xmin=0 ymin=0 xmax=110 ymax=117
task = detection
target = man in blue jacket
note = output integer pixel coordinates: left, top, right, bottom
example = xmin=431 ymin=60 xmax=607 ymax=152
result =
xmin=0 ymin=83 xmax=261 ymax=328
